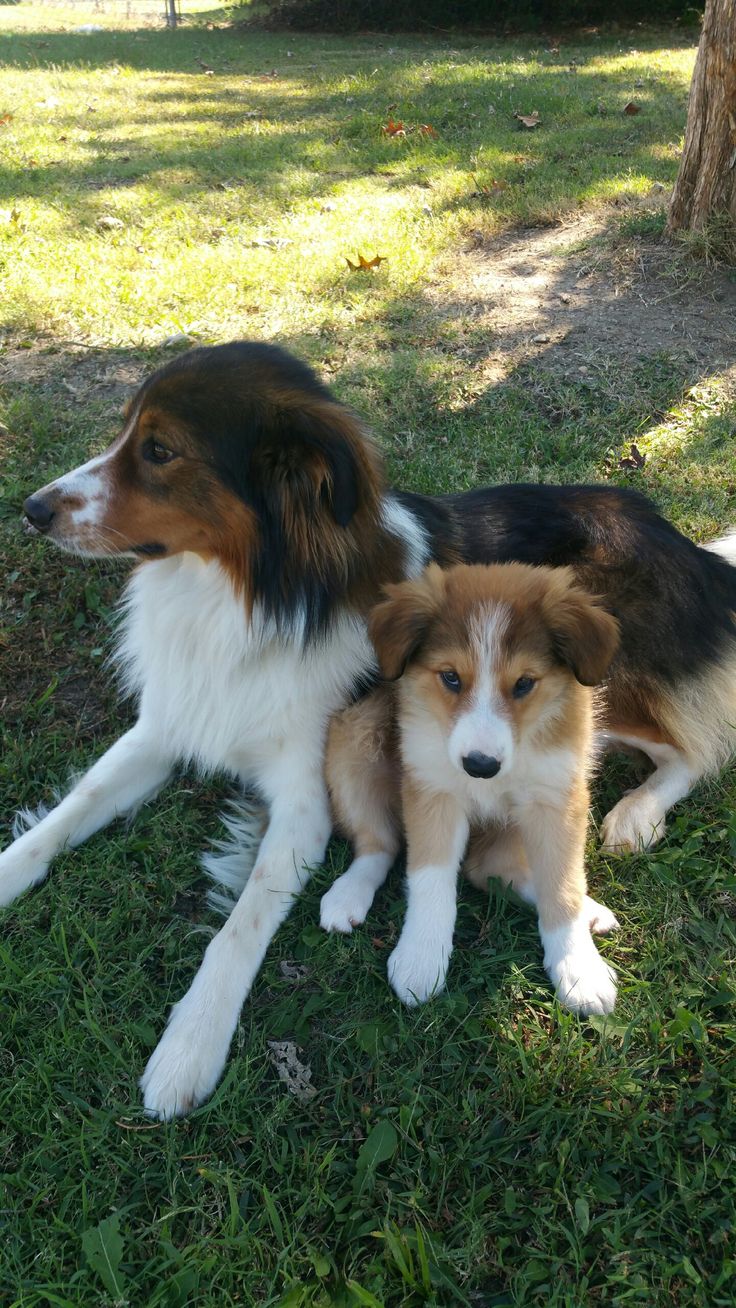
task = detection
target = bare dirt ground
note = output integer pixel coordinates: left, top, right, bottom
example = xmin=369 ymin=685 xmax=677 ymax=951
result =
xmin=427 ymin=212 xmax=736 ymax=389
xmin=3 ymin=214 xmax=735 ymax=420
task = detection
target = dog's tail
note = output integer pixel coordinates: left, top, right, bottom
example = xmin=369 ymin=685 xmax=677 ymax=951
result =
xmin=202 ymin=795 xmax=267 ymax=917
xmin=704 ymin=530 xmax=736 ymax=565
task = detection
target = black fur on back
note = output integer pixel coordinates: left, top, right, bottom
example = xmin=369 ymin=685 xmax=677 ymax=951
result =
xmin=400 ymin=483 xmax=736 ymax=687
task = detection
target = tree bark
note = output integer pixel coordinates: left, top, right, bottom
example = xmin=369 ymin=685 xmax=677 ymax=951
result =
xmin=666 ymin=0 xmax=736 ymax=238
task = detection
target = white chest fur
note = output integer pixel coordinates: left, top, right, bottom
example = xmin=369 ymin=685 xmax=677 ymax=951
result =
xmin=116 ymin=555 xmax=375 ymax=780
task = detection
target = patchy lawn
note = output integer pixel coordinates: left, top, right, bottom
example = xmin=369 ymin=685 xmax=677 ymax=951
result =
xmin=0 ymin=6 xmax=735 ymax=1308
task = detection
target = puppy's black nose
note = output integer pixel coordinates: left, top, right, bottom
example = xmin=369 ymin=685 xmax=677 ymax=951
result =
xmin=23 ymin=495 xmax=55 ymax=532
xmin=462 ymin=752 xmax=501 ymax=779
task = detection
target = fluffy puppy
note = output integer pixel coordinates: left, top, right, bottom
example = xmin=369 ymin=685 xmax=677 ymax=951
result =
xmin=323 ymin=561 xmax=621 ymax=1014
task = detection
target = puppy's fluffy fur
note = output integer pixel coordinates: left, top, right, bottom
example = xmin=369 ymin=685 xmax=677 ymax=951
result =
xmin=323 ymin=562 xmax=622 ymax=1013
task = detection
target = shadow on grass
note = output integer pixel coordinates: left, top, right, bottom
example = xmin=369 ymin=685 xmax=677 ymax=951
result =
xmin=0 ymin=23 xmax=693 ymax=235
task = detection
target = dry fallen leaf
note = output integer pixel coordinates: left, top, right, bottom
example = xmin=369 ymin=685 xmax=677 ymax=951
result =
xmin=0 ymin=112 xmax=13 ymax=126
xmin=267 ymin=1040 xmax=316 ymax=1102
xmin=471 ymin=176 xmax=509 ymax=197
xmin=345 ymin=252 xmax=386 ymax=271
xmin=382 ymin=118 xmax=406 ymax=137
xmin=619 ymin=443 xmax=646 ymax=470
xmin=623 ymin=101 xmax=641 ymax=115
xmin=96 ymin=214 xmax=124 ymax=230
xmin=514 ymin=111 xmax=541 ymax=129
xmin=279 ymin=959 xmax=309 ymax=982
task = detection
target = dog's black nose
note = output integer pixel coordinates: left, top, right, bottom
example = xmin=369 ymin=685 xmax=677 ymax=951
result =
xmin=462 ymin=751 xmax=501 ymax=779
xmin=23 ymin=495 xmax=55 ymax=532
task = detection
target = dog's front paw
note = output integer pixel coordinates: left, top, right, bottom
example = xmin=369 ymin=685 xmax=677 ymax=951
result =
xmin=600 ymin=794 xmax=665 ymax=854
xmin=543 ymin=923 xmax=618 ymax=1016
xmin=320 ymin=872 xmax=374 ymax=934
xmin=140 ymin=995 xmax=233 ymax=1120
xmin=0 ymin=833 xmax=51 ymax=908
xmin=387 ymin=928 xmax=452 ymax=1007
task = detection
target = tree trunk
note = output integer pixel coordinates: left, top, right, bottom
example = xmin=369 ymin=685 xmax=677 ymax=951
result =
xmin=666 ymin=0 xmax=736 ymax=239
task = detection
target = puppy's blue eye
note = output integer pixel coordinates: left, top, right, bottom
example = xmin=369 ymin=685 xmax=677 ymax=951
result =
xmin=440 ymin=670 xmax=462 ymax=693
xmin=512 ymin=675 xmax=536 ymax=699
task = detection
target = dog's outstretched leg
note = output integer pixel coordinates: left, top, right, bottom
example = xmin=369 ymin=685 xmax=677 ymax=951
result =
xmin=140 ymin=750 xmax=332 ymax=1120
xmin=0 ymin=724 xmax=172 ymax=908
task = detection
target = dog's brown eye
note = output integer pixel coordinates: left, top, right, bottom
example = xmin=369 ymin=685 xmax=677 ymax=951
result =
xmin=439 ymin=669 xmax=462 ymax=693
xmin=512 ymin=675 xmax=536 ymax=699
xmin=144 ymin=439 xmax=177 ymax=465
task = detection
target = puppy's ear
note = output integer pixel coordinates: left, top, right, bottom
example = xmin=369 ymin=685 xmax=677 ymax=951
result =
xmin=544 ymin=582 xmax=620 ymax=686
xmin=369 ymin=564 xmax=444 ymax=681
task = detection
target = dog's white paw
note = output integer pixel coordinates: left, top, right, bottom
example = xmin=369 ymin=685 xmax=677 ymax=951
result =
xmin=0 ymin=834 xmax=51 ymax=908
xmin=140 ymin=996 xmax=233 ymax=1120
xmin=583 ymin=894 xmax=620 ymax=935
xmin=387 ymin=928 xmax=452 ymax=1007
xmin=320 ymin=873 xmax=374 ymax=934
xmin=543 ymin=921 xmax=617 ymax=1016
xmin=600 ymin=794 xmax=665 ymax=854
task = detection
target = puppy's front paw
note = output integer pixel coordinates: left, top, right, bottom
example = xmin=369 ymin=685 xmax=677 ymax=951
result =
xmin=583 ymin=894 xmax=620 ymax=935
xmin=140 ymin=996 xmax=233 ymax=1120
xmin=387 ymin=928 xmax=452 ymax=1007
xmin=543 ymin=921 xmax=617 ymax=1016
xmin=320 ymin=872 xmax=374 ymax=934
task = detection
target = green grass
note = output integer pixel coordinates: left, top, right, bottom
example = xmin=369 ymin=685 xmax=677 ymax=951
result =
xmin=1 ymin=7 xmax=736 ymax=1307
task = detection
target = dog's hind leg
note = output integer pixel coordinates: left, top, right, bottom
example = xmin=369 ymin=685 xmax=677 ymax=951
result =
xmin=600 ymin=737 xmax=699 ymax=854
xmin=140 ymin=746 xmax=332 ymax=1120
xmin=0 ymin=723 xmax=172 ymax=908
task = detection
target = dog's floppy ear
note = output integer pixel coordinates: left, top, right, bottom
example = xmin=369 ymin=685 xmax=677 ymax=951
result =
xmin=544 ymin=579 xmax=620 ymax=686
xmin=279 ymin=402 xmax=363 ymax=528
xmin=369 ymin=564 xmax=445 ymax=680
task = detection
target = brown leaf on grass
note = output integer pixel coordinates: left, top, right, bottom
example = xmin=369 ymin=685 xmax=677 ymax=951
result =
xmin=472 ymin=176 xmax=509 ymax=196
xmin=514 ymin=111 xmax=541 ymax=129
xmin=0 ymin=113 xmax=13 ymax=125
xmin=623 ymin=101 xmax=641 ymax=115
xmin=382 ymin=118 xmax=406 ymax=137
xmin=619 ymin=443 xmax=646 ymax=470
xmin=345 ymin=252 xmax=386 ymax=271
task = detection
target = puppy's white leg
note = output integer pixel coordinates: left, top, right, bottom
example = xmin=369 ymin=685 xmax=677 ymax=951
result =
xmin=601 ymin=742 xmax=697 ymax=853
xmin=140 ymin=763 xmax=331 ymax=1119
xmin=540 ymin=914 xmax=618 ymax=1015
xmin=387 ymin=785 xmax=469 ymax=1007
xmin=0 ymin=724 xmax=172 ymax=908
xmin=516 ymin=790 xmax=617 ymax=1016
xmin=320 ymin=851 xmax=394 ymax=933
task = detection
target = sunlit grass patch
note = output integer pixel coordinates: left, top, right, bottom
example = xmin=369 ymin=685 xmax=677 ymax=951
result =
xmin=0 ymin=15 xmax=697 ymax=345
